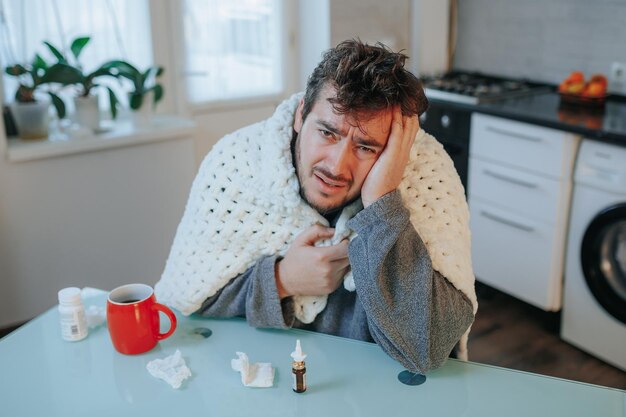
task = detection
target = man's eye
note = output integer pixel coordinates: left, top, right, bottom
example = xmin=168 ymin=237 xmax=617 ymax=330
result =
xmin=320 ymin=130 xmax=333 ymax=137
xmin=358 ymin=146 xmax=375 ymax=154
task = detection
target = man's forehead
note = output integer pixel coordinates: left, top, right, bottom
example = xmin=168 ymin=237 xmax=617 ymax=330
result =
xmin=313 ymin=87 xmax=393 ymax=137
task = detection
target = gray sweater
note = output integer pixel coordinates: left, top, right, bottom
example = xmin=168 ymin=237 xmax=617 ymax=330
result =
xmin=197 ymin=191 xmax=474 ymax=374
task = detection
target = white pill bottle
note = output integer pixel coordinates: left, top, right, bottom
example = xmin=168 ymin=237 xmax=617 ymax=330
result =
xmin=58 ymin=287 xmax=88 ymax=341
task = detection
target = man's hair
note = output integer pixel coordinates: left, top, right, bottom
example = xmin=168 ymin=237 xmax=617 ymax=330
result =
xmin=302 ymin=39 xmax=428 ymax=123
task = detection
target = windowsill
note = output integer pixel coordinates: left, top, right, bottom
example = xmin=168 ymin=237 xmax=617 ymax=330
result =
xmin=6 ymin=115 xmax=197 ymax=163
xmin=188 ymin=92 xmax=288 ymax=115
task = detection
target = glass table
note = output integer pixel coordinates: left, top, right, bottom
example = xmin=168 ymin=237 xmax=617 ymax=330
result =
xmin=1 ymin=292 xmax=624 ymax=416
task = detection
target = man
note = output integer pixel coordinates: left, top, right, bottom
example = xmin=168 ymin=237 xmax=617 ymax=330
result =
xmin=156 ymin=40 xmax=476 ymax=374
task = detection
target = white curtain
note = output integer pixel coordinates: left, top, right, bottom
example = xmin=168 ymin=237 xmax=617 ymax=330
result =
xmin=0 ymin=0 xmax=152 ymax=105
xmin=182 ymin=0 xmax=283 ymax=103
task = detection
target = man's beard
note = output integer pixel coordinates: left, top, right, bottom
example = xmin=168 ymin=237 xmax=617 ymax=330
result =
xmin=291 ymin=131 xmax=359 ymax=216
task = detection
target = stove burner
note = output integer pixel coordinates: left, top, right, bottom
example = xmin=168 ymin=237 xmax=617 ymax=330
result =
xmin=422 ymin=72 xmax=549 ymax=104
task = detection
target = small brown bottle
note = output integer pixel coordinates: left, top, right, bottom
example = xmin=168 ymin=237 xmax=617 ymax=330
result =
xmin=291 ymin=339 xmax=307 ymax=393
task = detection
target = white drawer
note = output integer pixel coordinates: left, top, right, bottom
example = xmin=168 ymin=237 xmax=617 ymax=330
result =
xmin=468 ymin=157 xmax=565 ymax=224
xmin=470 ymin=197 xmax=564 ymax=311
xmin=470 ymin=113 xmax=579 ymax=179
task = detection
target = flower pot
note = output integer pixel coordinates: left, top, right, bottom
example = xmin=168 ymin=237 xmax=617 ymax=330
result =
xmin=74 ymin=95 xmax=100 ymax=132
xmin=129 ymin=90 xmax=154 ymax=129
xmin=9 ymin=100 xmax=50 ymax=140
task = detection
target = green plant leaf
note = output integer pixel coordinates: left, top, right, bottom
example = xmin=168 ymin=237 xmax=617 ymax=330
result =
xmin=48 ymin=92 xmax=66 ymax=119
xmin=141 ymin=66 xmax=164 ymax=91
xmin=100 ymin=60 xmax=141 ymax=88
xmin=129 ymin=92 xmax=143 ymax=110
xmin=87 ymin=68 xmax=112 ymax=83
xmin=70 ymin=36 xmax=90 ymax=60
xmin=31 ymin=54 xmax=49 ymax=85
xmin=152 ymin=84 xmax=164 ymax=106
xmin=40 ymin=63 xmax=85 ymax=85
xmin=101 ymin=59 xmax=139 ymax=76
xmin=141 ymin=67 xmax=155 ymax=88
xmin=5 ymin=64 xmax=28 ymax=77
xmin=32 ymin=54 xmax=48 ymax=71
xmin=43 ymin=41 xmax=67 ymax=63
xmin=106 ymin=86 xmax=118 ymax=119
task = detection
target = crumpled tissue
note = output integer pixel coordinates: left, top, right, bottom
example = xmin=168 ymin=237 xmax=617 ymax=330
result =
xmin=231 ymin=352 xmax=274 ymax=387
xmin=85 ymin=305 xmax=106 ymax=328
xmin=146 ymin=350 xmax=192 ymax=389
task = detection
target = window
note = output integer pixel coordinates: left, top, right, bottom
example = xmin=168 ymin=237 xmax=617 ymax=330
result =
xmin=0 ymin=0 xmax=153 ymax=106
xmin=1 ymin=0 xmax=288 ymax=118
xmin=181 ymin=0 xmax=284 ymax=104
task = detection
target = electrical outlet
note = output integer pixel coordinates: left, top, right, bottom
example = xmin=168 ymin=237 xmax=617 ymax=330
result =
xmin=609 ymin=62 xmax=626 ymax=95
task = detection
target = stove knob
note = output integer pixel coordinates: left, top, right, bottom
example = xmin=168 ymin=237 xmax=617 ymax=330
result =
xmin=441 ymin=114 xmax=451 ymax=128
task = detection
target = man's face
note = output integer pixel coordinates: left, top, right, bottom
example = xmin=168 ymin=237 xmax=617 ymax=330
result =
xmin=293 ymin=86 xmax=393 ymax=215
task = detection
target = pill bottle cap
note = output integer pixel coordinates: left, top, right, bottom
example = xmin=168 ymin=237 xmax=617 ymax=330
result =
xmin=58 ymin=287 xmax=82 ymax=305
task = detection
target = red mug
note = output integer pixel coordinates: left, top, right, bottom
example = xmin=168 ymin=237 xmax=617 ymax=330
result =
xmin=107 ymin=283 xmax=177 ymax=354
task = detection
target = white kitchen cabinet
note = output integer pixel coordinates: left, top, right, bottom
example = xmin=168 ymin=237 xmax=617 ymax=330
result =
xmin=469 ymin=158 xmax=562 ymax=223
xmin=469 ymin=113 xmax=580 ymax=311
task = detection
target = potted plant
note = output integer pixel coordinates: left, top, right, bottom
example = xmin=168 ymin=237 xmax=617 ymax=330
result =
xmin=101 ymin=60 xmax=164 ymax=127
xmin=5 ymin=54 xmax=66 ymax=139
xmin=40 ymin=36 xmax=124 ymax=131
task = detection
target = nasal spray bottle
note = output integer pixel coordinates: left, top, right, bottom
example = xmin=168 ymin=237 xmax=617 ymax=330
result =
xmin=291 ymin=339 xmax=307 ymax=393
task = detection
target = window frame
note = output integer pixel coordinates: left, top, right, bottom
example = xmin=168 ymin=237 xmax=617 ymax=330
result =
xmin=157 ymin=0 xmax=297 ymax=116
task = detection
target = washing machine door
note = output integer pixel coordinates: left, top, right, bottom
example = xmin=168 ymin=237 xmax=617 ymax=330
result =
xmin=581 ymin=203 xmax=626 ymax=324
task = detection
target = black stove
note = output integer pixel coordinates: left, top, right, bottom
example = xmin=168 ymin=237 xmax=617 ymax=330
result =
xmin=422 ymin=72 xmax=550 ymax=104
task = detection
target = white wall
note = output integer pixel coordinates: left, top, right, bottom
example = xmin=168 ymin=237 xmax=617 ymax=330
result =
xmin=298 ymin=0 xmax=331 ymax=90
xmin=330 ymin=0 xmax=411 ymax=52
xmin=411 ymin=0 xmax=450 ymax=75
xmin=322 ymin=0 xmax=450 ymax=76
xmin=453 ymin=0 xmax=626 ymax=91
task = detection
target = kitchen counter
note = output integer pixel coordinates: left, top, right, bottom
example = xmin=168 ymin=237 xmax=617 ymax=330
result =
xmin=429 ymin=92 xmax=626 ymax=145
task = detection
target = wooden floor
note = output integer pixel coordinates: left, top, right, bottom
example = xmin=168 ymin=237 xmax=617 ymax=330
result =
xmin=469 ymin=283 xmax=626 ymax=390
xmin=2 ymin=284 xmax=625 ymax=390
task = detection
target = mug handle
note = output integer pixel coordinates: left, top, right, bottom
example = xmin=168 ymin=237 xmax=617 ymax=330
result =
xmin=153 ymin=303 xmax=178 ymax=340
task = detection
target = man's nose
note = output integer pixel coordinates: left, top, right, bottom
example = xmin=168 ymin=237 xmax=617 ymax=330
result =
xmin=327 ymin=140 xmax=352 ymax=176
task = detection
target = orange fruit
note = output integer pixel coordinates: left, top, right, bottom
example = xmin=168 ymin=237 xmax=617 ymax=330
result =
xmin=567 ymin=71 xmax=585 ymax=83
xmin=589 ymin=74 xmax=608 ymax=87
xmin=567 ymin=81 xmax=585 ymax=94
xmin=582 ymin=82 xmax=606 ymax=97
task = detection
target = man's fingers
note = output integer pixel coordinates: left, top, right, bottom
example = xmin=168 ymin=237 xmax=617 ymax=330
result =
xmin=391 ymin=106 xmax=403 ymax=134
xmin=297 ymin=224 xmax=335 ymax=245
xmin=331 ymin=256 xmax=351 ymax=270
xmin=408 ymin=114 xmax=419 ymax=135
xmin=310 ymin=238 xmax=349 ymax=261
xmin=315 ymin=243 xmax=349 ymax=261
xmin=401 ymin=114 xmax=419 ymax=153
xmin=404 ymin=114 xmax=418 ymax=132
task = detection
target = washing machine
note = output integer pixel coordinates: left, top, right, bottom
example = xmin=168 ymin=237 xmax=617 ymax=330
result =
xmin=561 ymin=139 xmax=626 ymax=371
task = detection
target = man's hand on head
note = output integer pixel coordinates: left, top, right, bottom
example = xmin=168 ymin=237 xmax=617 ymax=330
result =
xmin=275 ymin=224 xmax=350 ymax=299
xmin=360 ymin=106 xmax=419 ymax=208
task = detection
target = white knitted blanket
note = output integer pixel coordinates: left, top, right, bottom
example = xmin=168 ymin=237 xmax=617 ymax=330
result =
xmin=155 ymin=93 xmax=477 ymax=357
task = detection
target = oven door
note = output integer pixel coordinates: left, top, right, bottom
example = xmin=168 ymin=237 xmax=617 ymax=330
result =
xmin=420 ymin=102 xmax=471 ymax=192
